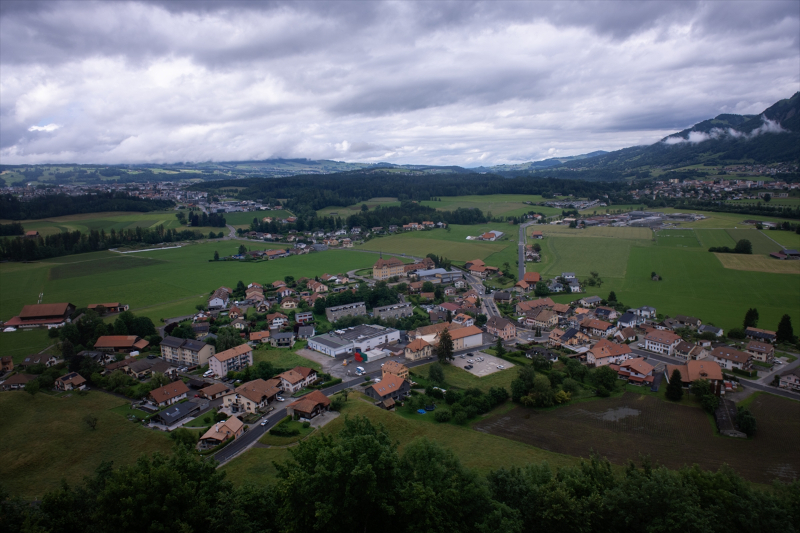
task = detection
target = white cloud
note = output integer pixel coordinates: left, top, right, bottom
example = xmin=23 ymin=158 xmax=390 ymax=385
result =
xmin=28 ymin=123 xmax=60 ymax=132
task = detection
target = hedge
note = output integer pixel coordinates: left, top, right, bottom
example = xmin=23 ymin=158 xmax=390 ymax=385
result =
xmin=315 ymin=378 xmax=343 ymax=389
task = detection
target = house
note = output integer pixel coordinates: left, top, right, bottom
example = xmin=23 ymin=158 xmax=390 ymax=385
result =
xmin=277 ymin=366 xmax=318 ymax=393
xmin=665 ymin=360 xmax=724 ymax=395
xmin=277 ymin=287 xmax=295 ymax=298
xmin=444 ymin=286 xmax=456 ymax=296
xmin=382 ymin=360 xmax=409 ymax=380
xmin=231 ymin=318 xmax=248 ymax=330
xmin=249 ymin=331 xmax=271 ymax=344
xmin=0 ymin=356 xmax=13 ymax=373
xmin=0 ymin=373 xmax=37 ymax=391
xmin=643 ymin=330 xmax=682 ymax=355
xmin=698 ymin=325 xmax=724 ymax=337
xmin=630 ymin=306 xmax=657 ymax=319
xmin=448 ymin=325 xmax=484 ymax=350
xmin=307 ymin=280 xmax=329 ymax=293
xmin=486 ymin=316 xmax=516 ymax=340
xmin=297 ymin=325 xmax=316 ymax=340
xmin=128 ymin=359 xmax=157 ymax=379
xmin=580 ymin=318 xmax=616 ymax=338
xmin=280 ymin=297 xmax=299 ymax=310
xmin=711 ymin=346 xmax=752 ymax=371
xmin=373 ymin=257 xmax=406 ymax=280
xmin=579 ymin=296 xmax=602 ymax=307
xmin=364 ymin=374 xmax=410 ymax=403
xmin=613 ymin=358 xmax=654 ymax=385
xmin=152 ymin=402 xmax=200 ymax=427
xmin=87 ymin=302 xmax=129 ymax=314
xmin=675 ymin=315 xmax=702 ymax=329
xmin=295 ymin=311 xmax=314 ymax=324
xmin=493 ymin=291 xmax=513 ymax=304
xmin=208 ymin=344 xmax=253 ymax=377
xmin=614 ymin=327 xmax=637 ymax=343
xmin=270 ymin=331 xmax=296 ymax=348
xmin=674 ymin=341 xmax=707 ymax=361
xmin=452 ymin=313 xmax=474 ymax=327
xmin=454 ymin=279 xmax=468 ymax=289
xmin=595 ymin=307 xmax=619 ymax=321
xmin=192 ymin=322 xmax=210 ymax=338
xmin=746 ymin=341 xmax=774 ymax=362
xmin=745 ymin=327 xmax=776 ymax=343
xmin=526 ymin=308 xmax=558 ymax=329
xmin=229 ymin=306 xmax=243 ymax=319
xmin=148 ymin=380 xmax=190 ymax=407
xmin=778 ymin=369 xmax=800 ymax=392
xmin=531 ymin=231 xmax=543 ymax=239
xmin=617 ymin=312 xmax=640 ymax=328
xmin=199 ymin=417 xmax=244 ymax=450
xmin=516 ymin=297 xmax=554 ymax=314
xmin=160 ymin=337 xmax=215 ymax=367
xmin=287 ymin=390 xmax=331 ymax=419
xmin=222 ymin=378 xmax=281 ymax=414
xmin=308 ymin=324 xmax=401 ymax=357
xmin=199 ymin=382 xmax=230 ymax=400
xmin=55 ymin=372 xmax=87 ymax=391
xmin=325 ymin=301 xmax=367 ymax=322
xmin=586 ymin=339 xmax=632 ymax=367
xmin=514 ymin=280 xmax=531 ymax=293
xmin=207 ymin=288 xmax=230 ymax=310
xmin=94 ymin=335 xmax=149 ymax=353
xmin=439 ymin=302 xmax=461 ymax=314
xmin=266 ymin=313 xmax=289 ymax=328
xmin=4 ymin=302 xmax=75 ymax=329
xmin=548 ymin=280 xmax=564 ymax=293
xmin=18 ymin=354 xmax=58 ymax=369
xmin=561 ymin=272 xmax=577 ymax=281
xmin=405 ymin=338 xmax=433 ymax=361
xmin=552 ymin=303 xmax=571 ymax=316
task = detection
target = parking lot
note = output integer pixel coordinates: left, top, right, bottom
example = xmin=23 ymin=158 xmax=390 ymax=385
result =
xmin=451 ymin=351 xmax=514 ymax=377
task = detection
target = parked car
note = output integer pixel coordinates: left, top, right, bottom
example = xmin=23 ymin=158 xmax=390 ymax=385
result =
xmin=497 ymin=365 xmax=505 ymax=369
xmin=276 ymin=396 xmax=285 ymax=402
xmin=468 ymin=359 xmax=474 ymax=363
xmin=260 ymin=420 xmax=268 ymax=426
xmin=465 ymin=365 xmax=473 ymax=370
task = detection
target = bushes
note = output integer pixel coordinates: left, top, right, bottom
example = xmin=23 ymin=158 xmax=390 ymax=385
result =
xmin=271 ymin=423 xmax=300 ymax=438
xmin=736 ymin=407 xmax=757 ymax=437
xmin=434 ymin=409 xmax=452 ymax=422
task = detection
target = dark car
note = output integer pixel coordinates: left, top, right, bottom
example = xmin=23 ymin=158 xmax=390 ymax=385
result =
xmin=465 ymin=365 xmax=473 ymax=370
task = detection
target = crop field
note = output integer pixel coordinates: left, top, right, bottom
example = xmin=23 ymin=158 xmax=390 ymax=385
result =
xmin=419 ymin=195 xmax=565 ymax=218
xmin=725 ymin=229 xmax=782 ymax=255
xmin=714 ymin=253 xmax=800 ymax=274
xmin=536 ymin=237 xmax=636 ymax=279
xmin=761 ymin=229 xmax=800 ymax=248
xmin=317 ymin=198 xmax=401 ymax=217
xmin=656 ymin=229 xmax=701 ymax=247
xmin=474 ymin=392 xmax=800 ymax=485
xmin=0 ymin=391 xmax=172 ymax=499
xmin=530 ymin=225 xmax=653 ymax=241
xmin=695 ymin=229 xmax=737 ymax=249
xmin=222 ymin=396 xmax=582 ymax=487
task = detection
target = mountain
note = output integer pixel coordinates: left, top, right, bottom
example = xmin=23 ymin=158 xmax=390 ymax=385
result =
xmin=472 ymin=151 xmax=609 ymax=173
xmin=559 ymin=93 xmax=800 ymax=172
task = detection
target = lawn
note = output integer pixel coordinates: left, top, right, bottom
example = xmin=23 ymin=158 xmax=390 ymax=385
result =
xmin=656 ymin=229 xmax=701 ymax=248
xmin=252 ymin=343 xmax=322 ymax=371
xmin=258 ymin=419 xmax=315 ymax=446
xmin=695 ymin=229 xmax=737 ymax=249
xmin=762 ymin=229 xmax=800 ymax=248
xmin=0 ymin=328 xmax=55 ymax=364
xmin=474 ymin=391 xmax=800 ymax=485
xmin=221 ymin=398 xmax=582 ymax=487
xmin=0 ymin=391 xmax=172 ymax=499
xmin=725 ymin=229 xmax=783 ymax=255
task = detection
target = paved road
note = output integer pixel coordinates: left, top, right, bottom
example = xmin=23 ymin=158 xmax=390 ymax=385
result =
xmin=517 ymin=221 xmax=534 ymax=281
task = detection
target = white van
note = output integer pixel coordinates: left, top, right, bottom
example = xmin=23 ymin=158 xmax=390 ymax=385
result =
xmin=356 ymin=366 xmax=365 ymax=375
xmin=203 ymin=370 xmax=214 ymax=378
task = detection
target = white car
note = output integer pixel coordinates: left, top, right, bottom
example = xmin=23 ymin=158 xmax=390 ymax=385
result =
xmin=468 ymin=359 xmax=474 ymax=363
xmin=497 ymin=365 xmax=505 ymax=369
xmin=276 ymin=396 xmax=285 ymax=402
xmin=260 ymin=420 xmax=268 ymax=426
xmin=3 ymin=327 xmax=16 ymax=333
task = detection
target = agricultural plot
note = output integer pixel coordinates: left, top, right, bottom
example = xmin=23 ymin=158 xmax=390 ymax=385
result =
xmin=725 ymin=229 xmax=782 ymax=255
xmin=656 ymin=229 xmax=701 ymax=247
xmin=1 ymin=211 xmax=188 ymax=237
xmin=0 ymin=391 xmax=172 ymax=499
xmin=695 ymin=229 xmax=737 ymax=249
xmin=531 ymin=225 xmax=653 ymax=241
xmin=317 ymin=198 xmax=401 ymax=217
xmin=421 ymin=194 xmax=563 ymax=217
xmin=714 ymin=253 xmax=800 ymax=274
xmin=474 ymin=392 xmax=800 ymax=485
xmin=537 ymin=237 xmax=636 ymax=279
xmin=224 ymin=209 xmax=294 ymax=227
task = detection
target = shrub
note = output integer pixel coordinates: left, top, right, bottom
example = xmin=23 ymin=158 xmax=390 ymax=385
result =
xmin=330 ymin=396 xmax=345 ymax=411
xmin=596 ymin=385 xmax=610 ymax=397
xmin=434 ymin=409 xmax=452 ymax=423
xmin=270 ymin=423 xmax=300 ymax=437
xmin=465 ymin=405 xmax=478 ymax=419
xmin=453 ymin=411 xmax=468 ymax=425
xmin=302 ymin=421 xmax=311 ymax=429
xmin=562 ymin=378 xmax=580 ymax=395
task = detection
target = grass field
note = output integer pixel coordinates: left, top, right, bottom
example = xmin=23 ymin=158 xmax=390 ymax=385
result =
xmin=221 ymin=397 xmax=583 ymax=487
xmin=474 ymin=391 xmax=799 ymax=485
xmin=419 ymin=195 xmax=565 ymax=218
xmin=0 ymin=391 xmax=172 ymax=499
xmin=0 ymin=328 xmax=56 ymax=364
xmin=537 ymin=237 xmax=635 ymax=280
xmin=695 ymin=229 xmax=737 ymax=249
xmin=725 ymin=229 xmax=782 ymax=255
xmin=714 ymin=253 xmax=800 ymax=274
xmin=529 ymin=225 xmax=653 ymax=241
xmin=656 ymin=229 xmax=701 ymax=247
xmin=253 ymin=343 xmax=321 ymax=371
xmin=317 ymin=198 xmax=401 ymax=217
xmin=224 ymin=210 xmax=294 ymax=227
xmin=0 ymin=211 xmax=189 ymax=237
xmin=762 ymin=229 xmax=800 ymax=248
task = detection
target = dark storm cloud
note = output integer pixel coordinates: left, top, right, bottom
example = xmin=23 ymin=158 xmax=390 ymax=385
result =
xmin=0 ymin=1 xmax=797 ymax=165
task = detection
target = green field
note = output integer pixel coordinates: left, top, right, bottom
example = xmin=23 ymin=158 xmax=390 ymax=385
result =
xmin=224 ymin=210 xmax=294 ymax=227
xmin=650 ymin=208 xmax=794 ymax=229
xmin=221 ymin=397 xmax=581 ymax=487
xmin=531 ymin=225 xmax=653 ymax=240
xmin=656 ymin=229 xmax=701 ymax=248
xmin=253 ymin=343 xmax=321 ymax=371
xmin=317 ymin=198 xmax=401 ymax=217
xmin=695 ymin=229 xmax=737 ymax=249
xmin=537 ymin=237 xmax=635 ymax=280
xmin=725 ymin=229 xmax=782 ymax=255
xmin=0 ymin=391 xmax=172 ymax=499
xmin=0 ymin=211 xmax=189 ymax=237
xmin=762 ymin=229 xmax=800 ymax=248
xmin=0 ymin=328 xmax=57 ymax=364
xmin=419 ymin=195 xmax=565 ymax=218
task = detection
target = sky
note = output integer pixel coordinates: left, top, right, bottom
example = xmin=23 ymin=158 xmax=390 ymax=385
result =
xmin=1 ymin=0 xmax=798 ymax=167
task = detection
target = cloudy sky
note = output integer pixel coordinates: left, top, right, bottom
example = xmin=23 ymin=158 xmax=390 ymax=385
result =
xmin=1 ymin=1 xmax=798 ymax=166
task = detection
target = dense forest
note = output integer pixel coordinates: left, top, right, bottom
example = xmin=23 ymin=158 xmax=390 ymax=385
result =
xmin=1 ymin=417 xmax=797 ymax=533
xmin=0 ymin=193 xmax=174 ymax=220
xmin=0 ymin=225 xmax=221 ymax=261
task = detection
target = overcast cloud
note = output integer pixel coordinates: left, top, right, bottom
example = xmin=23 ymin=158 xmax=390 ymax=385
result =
xmin=0 ymin=0 xmax=797 ymax=166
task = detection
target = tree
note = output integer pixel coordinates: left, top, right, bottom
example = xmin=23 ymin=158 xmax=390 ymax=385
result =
xmin=666 ymin=369 xmax=684 ymax=401
xmin=495 ymin=337 xmax=506 ymax=357
xmin=437 ymin=329 xmax=454 ymax=363
xmin=149 ymin=373 xmax=170 ymax=390
xmin=534 ymin=281 xmax=550 ymax=297
xmin=169 ymin=428 xmax=197 ymax=449
xmin=338 ymin=388 xmax=352 ymax=402
xmin=237 ymin=244 xmax=246 ymax=255
xmin=608 ymin=291 xmax=617 ymax=302
xmin=61 ymin=338 xmax=75 ymax=361
xmin=736 ymin=407 xmax=757 ymax=437
xmin=763 ymin=193 xmax=771 ymax=202
xmin=361 ymin=203 xmax=369 ymax=212
xmin=743 ymin=308 xmax=759 ymax=329
xmin=734 ymin=239 xmax=752 ymax=254
xmin=429 ymin=362 xmax=445 ymax=384
xmin=776 ymin=314 xmax=794 ymax=343
xmin=422 ymin=281 xmax=435 ymax=293
xmin=593 ymin=366 xmax=618 ymax=392
xmin=24 ymin=380 xmax=40 ymax=396
xmin=216 ymin=327 xmax=243 ymax=352
xmin=213 ymin=250 xmax=219 ymax=261
xmin=83 ymin=414 xmax=98 ymax=431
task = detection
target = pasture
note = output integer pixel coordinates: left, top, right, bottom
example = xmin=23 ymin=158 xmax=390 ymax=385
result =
xmin=419 ymin=194 xmax=565 ymax=218
xmin=529 ymin=225 xmax=653 ymax=240
xmin=474 ymin=392 xmax=800 ymax=485
xmin=762 ymin=229 xmax=800 ymax=248
xmin=221 ymin=396 xmax=581 ymax=488
xmin=1 ymin=211 xmax=188 ymax=237
xmin=224 ymin=210 xmax=294 ymax=227
xmin=695 ymin=229 xmax=737 ymax=249
xmin=0 ymin=391 xmax=172 ymax=499
xmin=317 ymin=198 xmax=401 ymax=217
xmin=725 ymin=229 xmax=782 ymax=255
xmin=714 ymin=253 xmax=800 ymax=274
xmin=656 ymin=229 xmax=701 ymax=247
xmin=536 ymin=237 xmax=636 ymax=280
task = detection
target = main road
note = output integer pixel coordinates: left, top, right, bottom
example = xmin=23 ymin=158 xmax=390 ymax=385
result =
xmin=518 ymin=221 xmax=534 ymax=281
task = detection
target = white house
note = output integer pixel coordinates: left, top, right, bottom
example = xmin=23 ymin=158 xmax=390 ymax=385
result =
xmin=644 ymin=330 xmax=681 ymax=355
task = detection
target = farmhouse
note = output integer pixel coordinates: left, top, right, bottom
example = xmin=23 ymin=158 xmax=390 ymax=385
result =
xmin=666 ymin=360 xmax=724 ymax=395
xmin=222 ymin=378 xmax=281 ymax=414
xmin=522 ymin=272 xmax=541 ymax=284
xmin=94 ymin=335 xmax=149 ymax=353
xmin=160 ymin=336 xmax=215 ymax=367
xmin=287 ymin=390 xmax=331 ymax=419
xmin=325 ymin=301 xmax=367 ymax=322
xmin=199 ymin=417 xmax=244 ymax=450
xmin=208 ymin=344 xmax=253 ymax=377
xmin=207 ymin=288 xmax=230 ymax=310
xmin=586 ymin=339 xmax=632 ymax=367
xmin=486 ymin=316 xmax=517 ymax=341
xmin=643 ymin=330 xmax=681 ymax=355
xmin=5 ymin=302 xmax=75 ymax=328
xmin=746 ymin=341 xmax=774 ymax=362
xmin=711 ymin=346 xmax=752 ymax=371
xmin=373 ymin=257 xmax=405 ymax=280
xmin=148 ymin=380 xmax=190 ymax=407
xmin=404 ymin=338 xmax=433 ymax=361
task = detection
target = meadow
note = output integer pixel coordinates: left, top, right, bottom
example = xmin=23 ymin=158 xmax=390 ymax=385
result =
xmin=530 ymin=225 xmax=653 ymax=240
xmin=655 ymin=229 xmax=701 ymax=247
xmin=317 ymin=198 xmax=401 ymax=217
xmin=419 ymin=194 xmax=565 ymax=218
xmin=695 ymin=229 xmax=737 ymax=249
xmin=0 ymin=211 xmax=188 ymax=237
xmin=725 ymin=229 xmax=783 ymax=255
xmin=0 ymin=390 xmax=172 ymax=499
xmin=224 ymin=210 xmax=294 ymax=227
xmin=714 ymin=253 xmax=800 ymax=274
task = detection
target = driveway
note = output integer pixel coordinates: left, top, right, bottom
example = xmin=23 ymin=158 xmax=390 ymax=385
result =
xmin=450 ymin=350 xmax=513 ymax=377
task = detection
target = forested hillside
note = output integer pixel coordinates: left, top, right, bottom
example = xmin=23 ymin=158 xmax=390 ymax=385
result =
xmin=0 ymin=193 xmax=174 ymax=220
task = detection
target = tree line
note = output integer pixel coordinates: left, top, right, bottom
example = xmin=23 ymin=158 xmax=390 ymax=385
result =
xmin=0 ymin=192 xmax=174 ymax=220
xmin=1 ymin=416 xmax=797 ymax=533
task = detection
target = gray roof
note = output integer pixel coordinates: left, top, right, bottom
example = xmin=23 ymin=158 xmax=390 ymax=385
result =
xmin=619 ymin=312 xmax=637 ymax=323
xmin=561 ymin=327 xmax=580 ymax=341
xmin=160 ymin=336 xmax=185 ymax=348
xmin=298 ymin=326 xmax=315 ymax=336
xmin=156 ymin=402 xmax=200 ymax=425
xmin=327 ymin=301 xmax=366 ymax=312
xmin=583 ymin=296 xmax=602 ymax=303
xmin=373 ymin=302 xmax=412 ymax=311
xmin=272 ymin=332 xmax=295 ymax=340
xmin=182 ymin=339 xmax=207 ymax=351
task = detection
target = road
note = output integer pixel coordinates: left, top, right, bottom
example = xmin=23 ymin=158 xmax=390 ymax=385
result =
xmin=518 ymin=221 xmax=534 ymax=281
